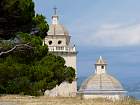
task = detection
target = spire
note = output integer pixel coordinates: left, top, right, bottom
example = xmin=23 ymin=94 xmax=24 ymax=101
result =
xmin=99 ymin=56 xmax=102 ymax=59
xmin=95 ymin=56 xmax=107 ymax=65
xmin=52 ymin=7 xmax=59 ymax=24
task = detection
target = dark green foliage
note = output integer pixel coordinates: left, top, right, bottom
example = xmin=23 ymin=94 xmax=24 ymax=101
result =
xmin=0 ymin=0 xmax=35 ymax=39
xmin=32 ymin=14 xmax=49 ymax=38
xmin=0 ymin=0 xmax=75 ymax=96
xmin=65 ymin=67 xmax=76 ymax=83
xmin=0 ymin=33 xmax=75 ymax=96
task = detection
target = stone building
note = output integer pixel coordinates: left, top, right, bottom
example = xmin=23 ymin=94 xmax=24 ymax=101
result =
xmin=79 ymin=56 xmax=126 ymax=99
xmin=44 ymin=8 xmax=77 ymax=97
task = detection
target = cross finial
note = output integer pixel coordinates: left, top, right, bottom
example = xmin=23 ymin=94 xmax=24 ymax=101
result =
xmin=52 ymin=6 xmax=59 ymax=24
xmin=53 ymin=6 xmax=57 ymax=15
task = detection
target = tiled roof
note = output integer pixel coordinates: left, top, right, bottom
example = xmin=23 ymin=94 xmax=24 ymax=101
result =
xmin=79 ymin=73 xmax=125 ymax=94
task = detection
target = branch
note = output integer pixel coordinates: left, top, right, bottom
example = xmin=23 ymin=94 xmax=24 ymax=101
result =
xmin=0 ymin=43 xmax=32 ymax=56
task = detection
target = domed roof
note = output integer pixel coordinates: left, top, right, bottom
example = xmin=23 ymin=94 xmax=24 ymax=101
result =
xmin=47 ymin=9 xmax=69 ymax=36
xmin=79 ymin=73 xmax=125 ymax=94
xmin=47 ymin=24 xmax=69 ymax=36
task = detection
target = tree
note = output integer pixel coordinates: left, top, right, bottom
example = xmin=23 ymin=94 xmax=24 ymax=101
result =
xmin=32 ymin=14 xmax=49 ymax=39
xmin=64 ymin=67 xmax=76 ymax=83
xmin=0 ymin=0 xmax=35 ymax=39
xmin=0 ymin=0 xmax=75 ymax=96
xmin=0 ymin=33 xmax=75 ymax=96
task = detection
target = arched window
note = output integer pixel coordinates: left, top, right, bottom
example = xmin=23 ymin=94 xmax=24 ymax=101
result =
xmin=58 ymin=40 xmax=62 ymax=44
xmin=101 ymin=66 xmax=104 ymax=69
xmin=48 ymin=40 xmax=52 ymax=45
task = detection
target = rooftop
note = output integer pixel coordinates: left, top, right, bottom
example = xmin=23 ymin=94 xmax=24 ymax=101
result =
xmin=95 ymin=56 xmax=107 ymax=65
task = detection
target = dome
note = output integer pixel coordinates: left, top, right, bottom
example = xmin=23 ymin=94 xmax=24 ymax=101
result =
xmin=79 ymin=73 xmax=125 ymax=94
xmin=48 ymin=24 xmax=69 ymax=36
xmin=79 ymin=56 xmax=126 ymax=96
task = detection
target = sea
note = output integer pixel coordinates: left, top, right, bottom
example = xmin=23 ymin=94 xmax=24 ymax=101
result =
xmin=77 ymin=77 xmax=140 ymax=100
xmin=127 ymin=92 xmax=140 ymax=99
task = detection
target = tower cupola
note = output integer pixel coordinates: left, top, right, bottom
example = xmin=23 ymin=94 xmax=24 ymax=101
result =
xmin=95 ymin=56 xmax=107 ymax=74
xmin=52 ymin=7 xmax=59 ymax=24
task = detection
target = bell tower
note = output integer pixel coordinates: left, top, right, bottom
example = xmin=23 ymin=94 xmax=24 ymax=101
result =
xmin=44 ymin=8 xmax=77 ymax=97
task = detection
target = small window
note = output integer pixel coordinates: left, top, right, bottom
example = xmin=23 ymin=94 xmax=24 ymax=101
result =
xmin=48 ymin=40 xmax=52 ymax=45
xmin=101 ymin=66 xmax=104 ymax=69
xmin=58 ymin=40 xmax=62 ymax=44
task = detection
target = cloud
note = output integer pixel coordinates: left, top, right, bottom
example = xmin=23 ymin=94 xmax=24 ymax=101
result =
xmin=73 ymin=23 xmax=140 ymax=47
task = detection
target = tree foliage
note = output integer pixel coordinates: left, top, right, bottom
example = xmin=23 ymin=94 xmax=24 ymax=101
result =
xmin=0 ymin=33 xmax=75 ymax=96
xmin=32 ymin=14 xmax=49 ymax=39
xmin=0 ymin=0 xmax=35 ymax=39
xmin=0 ymin=0 xmax=75 ymax=96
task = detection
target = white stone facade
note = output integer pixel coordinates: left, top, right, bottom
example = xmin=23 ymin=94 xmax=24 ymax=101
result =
xmin=44 ymin=9 xmax=77 ymax=97
xmin=95 ymin=56 xmax=106 ymax=74
xmin=81 ymin=94 xmax=123 ymax=100
xmin=44 ymin=81 xmax=77 ymax=97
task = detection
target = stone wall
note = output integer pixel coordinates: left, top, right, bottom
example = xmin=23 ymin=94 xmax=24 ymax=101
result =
xmin=44 ymin=81 xmax=77 ymax=97
xmin=81 ymin=94 xmax=121 ymax=100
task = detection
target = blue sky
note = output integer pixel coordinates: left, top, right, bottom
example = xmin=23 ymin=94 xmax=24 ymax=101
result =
xmin=33 ymin=0 xmax=140 ymax=86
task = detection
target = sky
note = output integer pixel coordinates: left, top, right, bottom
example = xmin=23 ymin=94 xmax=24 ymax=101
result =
xmin=33 ymin=0 xmax=140 ymax=87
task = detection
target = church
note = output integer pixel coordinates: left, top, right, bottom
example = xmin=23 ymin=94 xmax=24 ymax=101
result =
xmin=44 ymin=8 xmax=126 ymax=99
xmin=44 ymin=8 xmax=77 ymax=97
